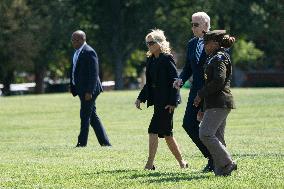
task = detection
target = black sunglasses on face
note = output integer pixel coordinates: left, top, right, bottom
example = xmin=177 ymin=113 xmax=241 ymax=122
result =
xmin=146 ymin=41 xmax=156 ymax=46
xmin=71 ymin=38 xmax=81 ymax=42
xmin=192 ymin=23 xmax=200 ymax=27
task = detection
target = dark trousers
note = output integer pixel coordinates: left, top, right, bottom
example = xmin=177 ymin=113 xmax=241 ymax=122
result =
xmin=77 ymin=94 xmax=111 ymax=146
xmin=182 ymin=90 xmax=211 ymax=158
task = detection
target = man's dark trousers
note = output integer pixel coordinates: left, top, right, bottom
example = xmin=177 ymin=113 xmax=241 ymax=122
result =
xmin=183 ymin=89 xmax=211 ymax=158
xmin=179 ymin=37 xmax=212 ymax=160
xmin=78 ymin=93 xmax=111 ymax=146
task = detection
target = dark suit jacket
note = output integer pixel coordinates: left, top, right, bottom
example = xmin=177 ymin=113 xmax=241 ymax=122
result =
xmin=70 ymin=44 xmax=103 ymax=97
xmin=138 ymin=53 xmax=180 ymax=107
xmin=198 ymin=48 xmax=235 ymax=109
xmin=179 ymin=37 xmax=207 ymax=91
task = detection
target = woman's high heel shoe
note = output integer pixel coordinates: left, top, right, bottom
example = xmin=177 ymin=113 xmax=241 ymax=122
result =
xmin=180 ymin=161 xmax=189 ymax=169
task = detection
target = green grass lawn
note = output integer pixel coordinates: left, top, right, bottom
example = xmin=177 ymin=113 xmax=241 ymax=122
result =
xmin=0 ymin=88 xmax=284 ymax=188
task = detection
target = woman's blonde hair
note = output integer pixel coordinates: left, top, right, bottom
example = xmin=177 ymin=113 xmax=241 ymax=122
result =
xmin=145 ymin=29 xmax=172 ymax=57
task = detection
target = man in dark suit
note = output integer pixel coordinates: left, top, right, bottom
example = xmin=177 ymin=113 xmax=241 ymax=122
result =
xmin=70 ymin=30 xmax=111 ymax=147
xmin=173 ymin=12 xmax=213 ymax=172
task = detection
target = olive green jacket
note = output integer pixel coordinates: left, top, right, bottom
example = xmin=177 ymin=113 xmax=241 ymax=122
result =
xmin=198 ymin=48 xmax=236 ymax=110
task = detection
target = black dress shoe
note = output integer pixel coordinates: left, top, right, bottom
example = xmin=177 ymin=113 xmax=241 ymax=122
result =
xmin=221 ymin=161 xmax=237 ymax=176
xmin=202 ymin=158 xmax=214 ymax=172
xmin=75 ymin=143 xmax=86 ymax=148
xmin=101 ymin=144 xmax=112 ymax=147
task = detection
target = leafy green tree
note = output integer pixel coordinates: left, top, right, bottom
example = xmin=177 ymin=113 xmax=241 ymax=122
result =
xmin=0 ymin=0 xmax=36 ymax=95
xmin=249 ymin=0 xmax=284 ymax=68
xmin=26 ymin=0 xmax=75 ymax=93
xmin=71 ymin=0 xmax=161 ymax=89
xmin=207 ymin=0 xmax=283 ymax=69
xmin=0 ymin=0 xmax=283 ymax=93
xmin=232 ymin=39 xmax=264 ymax=70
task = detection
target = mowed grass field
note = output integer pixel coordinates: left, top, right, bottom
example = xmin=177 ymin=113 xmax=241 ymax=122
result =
xmin=0 ymin=88 xmax=284 ymax=189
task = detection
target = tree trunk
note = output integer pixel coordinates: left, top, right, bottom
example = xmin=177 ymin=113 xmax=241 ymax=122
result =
xmin=104 ymin=20 xmax=125 ymax=90
xmin=34 ymin=66 xmax=46 ymax=94
xmin=109 ymin=0 xmax=124 ymax=90
xmin=2 ymin=70 xmax=14 ymax=96
xmin=114 ymin=58 xmax=124 ymax=90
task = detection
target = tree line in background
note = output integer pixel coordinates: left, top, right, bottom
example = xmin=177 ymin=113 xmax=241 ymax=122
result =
xmin=0 ymin=0 xmax=283 ymax=94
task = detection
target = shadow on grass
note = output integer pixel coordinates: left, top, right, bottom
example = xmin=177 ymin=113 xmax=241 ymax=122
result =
xmin=130 ymin=171 xmax=210 ymax=183
xmin=92 ymin=169 xmax=210 ymax=183
xmin=232 ymin=153 xmax=284 ymax=158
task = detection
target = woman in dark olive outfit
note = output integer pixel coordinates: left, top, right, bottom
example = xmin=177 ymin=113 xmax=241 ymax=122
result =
xmin=135 ymin=29 xmax=188 ymax=170
xmin=193 ymin=30 xmax=237 ymax=176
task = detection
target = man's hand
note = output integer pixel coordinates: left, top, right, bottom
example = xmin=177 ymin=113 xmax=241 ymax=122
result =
xmin=85 ymin=93 xmax=92 ymax=101
xmin=165 ymin=105 xmax=175 ymax=113
xmin=135 ymin=99 xmax=142 ymax=110
xmin=193 ymin=95 xmax=201 ymax=107
xmin=173 ymin=78 xmax=183 ymax=89
xmin=197 ymin=110 xmax=204 ymax=122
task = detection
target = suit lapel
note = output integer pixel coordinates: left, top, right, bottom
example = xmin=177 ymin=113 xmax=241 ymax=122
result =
xmin=199 ymin=49 xmax=207 ymax=65
xmin=76 ymin=45 xmax=86 ymax=63
xmin=75 ymin=44 xmax=87 ymax=71
xmin=192 ymin=38 xmax=199 ymax=62
xmin=194 ymin=38 xmax=198 ymax=49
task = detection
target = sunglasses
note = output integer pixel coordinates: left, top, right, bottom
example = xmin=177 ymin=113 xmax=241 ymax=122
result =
xmin=191 ymin=23 xmax=200 ymax=27
xmin=71 ymin=38 xmax=81 ymax=42
xmin=146 ymin=41 xmax=156 ymax=46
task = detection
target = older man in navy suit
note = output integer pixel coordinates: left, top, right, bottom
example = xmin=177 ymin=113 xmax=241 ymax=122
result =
xmin=70 ymin=30 xmax=111 ymax=147
xmin=173 ymin=12 xmax=213 ymax=172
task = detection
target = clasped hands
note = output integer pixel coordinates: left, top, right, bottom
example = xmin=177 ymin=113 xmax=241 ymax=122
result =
xmin=173 ymin=78 xmax=204 ymax=121
xmin=173 ymin=78 xmax=201 ymax=107
xmin=172 ymin=78 xmax=183 ymax=90
xmin=134 ymin=79 xmax=202 ymax=115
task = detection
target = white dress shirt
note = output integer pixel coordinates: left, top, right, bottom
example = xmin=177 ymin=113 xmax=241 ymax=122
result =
xmin=72 ymin=42 xmax=86 ymax=85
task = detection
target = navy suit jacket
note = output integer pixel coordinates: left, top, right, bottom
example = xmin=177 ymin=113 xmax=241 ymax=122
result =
xmin=70 ymin=44 xmax=103 ymax=97
xmin=179 ymin=37 xmax=207 ymax=91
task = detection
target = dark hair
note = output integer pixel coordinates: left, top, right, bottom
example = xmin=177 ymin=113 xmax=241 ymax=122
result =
xmin=220 ymin=35 xmax=235 ymax=48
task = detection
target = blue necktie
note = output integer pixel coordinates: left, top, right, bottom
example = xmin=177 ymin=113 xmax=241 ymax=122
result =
xmin=196 ymin=38 xmax=204 ymax=63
